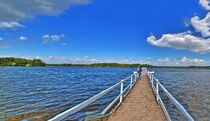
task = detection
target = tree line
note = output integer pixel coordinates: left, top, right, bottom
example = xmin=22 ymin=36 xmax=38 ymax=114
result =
xmin=0 ymin=57 xmax=46 ymax=66
xmin=2 ymin=57 xmax=209 ymax=69
xmin=47 ymin=63 xmax=153 ymax=68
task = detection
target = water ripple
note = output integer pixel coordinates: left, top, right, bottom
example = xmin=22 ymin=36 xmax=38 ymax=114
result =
xmin=0 ymin=67 xmax=134 ymax=121
xmin=150 ymin=68 xmax=210 ymax=121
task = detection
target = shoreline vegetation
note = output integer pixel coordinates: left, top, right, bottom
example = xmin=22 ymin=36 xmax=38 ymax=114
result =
xmin=0 ymin=57 xmax=46 ymax=66
xmin=47 ymin=63 xmax=151 ymax=68
xmin=0 ymin=57 xmax=210 ymax=69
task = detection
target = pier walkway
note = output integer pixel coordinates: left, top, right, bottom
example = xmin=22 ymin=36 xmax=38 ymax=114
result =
xmin=107 ymin=72 xmax=166 ymax=121
xmin=49 ymin=69 xmax=194 ymax=121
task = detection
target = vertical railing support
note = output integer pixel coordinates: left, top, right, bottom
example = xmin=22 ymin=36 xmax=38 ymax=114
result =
xmin=120 ymin=80 xmax=124 ymax=103
xmin=133 ymin=71 xmax=138 ymax=82
xmin=133 ymin=72 xmax=136 ymax=82
xmin=156 ymin=80 xmax=159 ymax=102
xmin=130 ymin=76 xmax=133 ymax=89
xmin=136 ymin=71 xmax=139 ymax=78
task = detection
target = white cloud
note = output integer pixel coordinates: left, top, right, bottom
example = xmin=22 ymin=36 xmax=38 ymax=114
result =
xmin=142 ymin=57 xmax=207 ymax=66
xmin=200 ymin=0 xmax=210 ymax=10
xmin=46 ymin=56 xmax=142 ymax=64
xmin=0 ymin=21 xmax=23 ymax=28
xmin=42 ymin=34 xmax=64 ymax=44
xmin=191 ymin=12 xmax=210 ymax=37
xmin=147 ymin=0 xmax=210 ymax=54
xmin=147 ymin=32 xmax=210 ymax=54
xmin=0 ymin=0 xmax=90 ymax=29
xmin=0 ymin=0 xmax=90 ymax=22
xmin=19 ymin=36 xmax=27 ymax=41
xmin=46 ymin=56 xmax=208 ymax=66
xmin=143 ymin=57 xmax=177 ymax=66
xmin=177 ymin=57 xmax=206 ymax=65
xmin=51 ymin=35 xmax=62 ymax=42
xmin=191 ymin=0 xmax=210 ymax=37
xmin=47 ymin=56 xmax=102 ymax=64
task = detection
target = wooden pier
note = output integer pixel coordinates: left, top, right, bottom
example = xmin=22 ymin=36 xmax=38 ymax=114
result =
xmin=107 ymin=72 xmax=166 ymax=121
xmin=49 ymin=69 xmax=194 ymax=121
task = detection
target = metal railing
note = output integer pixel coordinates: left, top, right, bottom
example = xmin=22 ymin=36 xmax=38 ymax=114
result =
xmin=148 ymin=71 xmax=194 ymax=121
xmin=48 ymin=71 xmax=140 ymax=121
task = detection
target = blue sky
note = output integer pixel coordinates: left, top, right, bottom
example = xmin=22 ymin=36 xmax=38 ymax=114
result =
xmin=0 ymin=0 xmax=210 ymax=65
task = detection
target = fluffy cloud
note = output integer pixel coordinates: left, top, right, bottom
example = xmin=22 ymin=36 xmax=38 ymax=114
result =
xmin=0 ymin=0 xmax=90 ymax=22
xmin=0 ymin=0 xmax=90 ymax=28
xmin=177 ymin=57 xmax=205 ymax=65
xmin=0 ymin=21 xmax=23 ymax=28
xmin=45 ymin=56 xmax=208 ymax=66
xmin=147 ymin=32 xmax=210 ymax=54
xmin=42 ymin=34 xmax=64 ymax=44
xmin=200 ymin=0 xmax=210 ymax=10
xmin=142 ymin=57 xmax=207 ymax=66
xmin=147 ymin=0 xmax=210 ymax=54
xmin=19 ymin=36 xmax=27 ymax=41
xmin=46 ymin=56 xmax=142 ymax=64
xmin=46 ymin=56 xmax=207 ymax=66
xmin=188 ymin=0 xmax=210 ymax=37
xmin=191 ymin=12 xmax=210 ymax=37
xmin=47 ymin=56 xmax=102 ymax=64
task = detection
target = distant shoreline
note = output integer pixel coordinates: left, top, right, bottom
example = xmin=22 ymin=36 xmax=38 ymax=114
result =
xmin=1 ymin=57 xmax=210 ymax=69
xmin=47 ymin=65 xmax=210 ymax=69
xmin=1 ymin=65 xmax=210 ymax=69
xmin=2 ymin=65 xmax=210 ymax=69
xmin=46 ymin=63 xmax=151 ymax=68
xmin=46 ymin=64 xmax=210 ymax=69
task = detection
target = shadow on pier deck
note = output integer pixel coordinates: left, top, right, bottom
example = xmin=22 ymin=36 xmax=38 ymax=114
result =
xmin=107 ymin=72 xmax=166 ymax=121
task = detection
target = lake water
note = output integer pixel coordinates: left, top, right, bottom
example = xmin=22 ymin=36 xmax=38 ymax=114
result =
xmin=0 ymin=67 xmax=210 ymax=121
xmin=149 ymin=68 xmax=210 ymax=121
xmin=0 ymin=67 xmax=135 ymax=121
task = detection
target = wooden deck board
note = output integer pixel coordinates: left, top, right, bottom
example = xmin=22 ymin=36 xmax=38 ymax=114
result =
xmin=107 ymin=72 xmax=166 ymax=121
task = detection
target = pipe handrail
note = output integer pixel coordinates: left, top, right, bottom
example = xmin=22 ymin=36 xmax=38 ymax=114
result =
xmin=48 ymin=71 xmax=139 ymax=121
xmin=148 ymin=71 xmax=194 ymax=121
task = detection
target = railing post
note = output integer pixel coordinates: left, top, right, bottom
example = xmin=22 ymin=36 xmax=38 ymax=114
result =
xmin=148 ymin=72 xmax=151 ymax=80
xmin=151 ymin=75 xmax=154 ymax=87
xmin=133 ymin=72 xmax=136 ymax=82
xmin=130 ymin=76 xmax=133 ymax=89
xmin=133 ymin=71 xmax=138 ymax=82
xmin=136 ymin=71 xmax=139 ymax=78
xmin=156 ymin=80 xmax=159 ymax=102
xmin=120 ymin=80 xmax=124 ymax=103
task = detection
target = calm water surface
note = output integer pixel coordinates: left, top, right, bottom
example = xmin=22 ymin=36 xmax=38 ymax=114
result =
xmin=0 ymin=67 xmax=210 ymax=121
xmin=0 ymin=67 xmax=135 ymax=121
xmin=150 ymin=68 xmax=210 ymax=121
